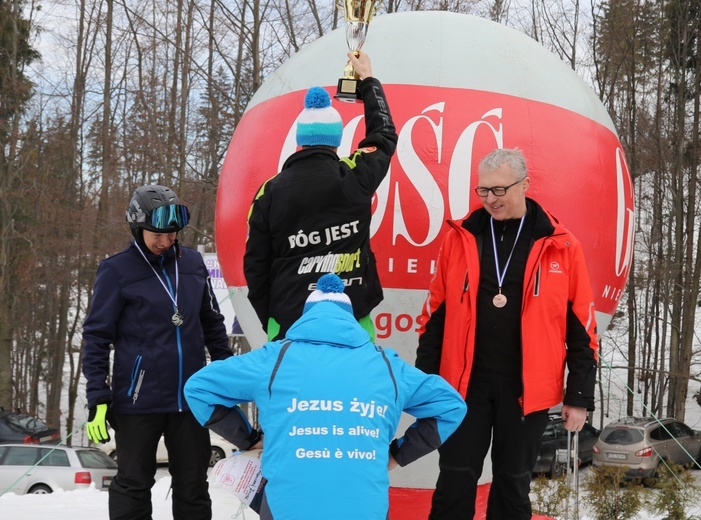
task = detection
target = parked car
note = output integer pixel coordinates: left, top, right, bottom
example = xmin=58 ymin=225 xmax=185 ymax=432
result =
xmin=592 ymin=416 xmax=701 ymax=480
xmin=533 ymin=414 xmax=600 ymax=477
xmin=97 ymin=430 xmax=238 ymax=467
xmin=0 ymin=409 xmax=60 ymax=445
xmin=0 ymin=444 xmax=117 ymax=494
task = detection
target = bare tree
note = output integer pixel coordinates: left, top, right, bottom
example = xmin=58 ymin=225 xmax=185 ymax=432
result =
xmin=0 ymin=0 xmax=40 ymax=410
xmin=663 ymin=0 xmax=701 ymax=421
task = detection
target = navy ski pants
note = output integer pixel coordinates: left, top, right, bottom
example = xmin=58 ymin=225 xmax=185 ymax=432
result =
xmin=108 ymin=411 xmax=212 ymax=520
xmin=428 ymin=378 xmax=549 ymax=520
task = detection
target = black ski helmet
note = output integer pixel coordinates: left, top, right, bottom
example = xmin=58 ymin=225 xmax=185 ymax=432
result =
xmin=126 ymin=185 xmax=190 ymax=238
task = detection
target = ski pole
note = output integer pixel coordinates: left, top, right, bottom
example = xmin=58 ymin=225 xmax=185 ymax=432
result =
xmin=565 ymin=430 xmax=580 ymax=520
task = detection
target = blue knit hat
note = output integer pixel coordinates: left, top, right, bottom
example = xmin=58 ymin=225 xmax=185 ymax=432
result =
xmin=296 ymin=87 xmax=343 ymax=147
xmin=303 ymin=274 xmax=353 ymax=314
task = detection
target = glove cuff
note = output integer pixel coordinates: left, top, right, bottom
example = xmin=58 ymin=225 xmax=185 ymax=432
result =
xmin=245 ymin=428 xmax=263 ymax=450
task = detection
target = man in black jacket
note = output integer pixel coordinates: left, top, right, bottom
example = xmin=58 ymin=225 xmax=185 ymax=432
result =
xmin=244 ymin=50 xmax=397 ymax=341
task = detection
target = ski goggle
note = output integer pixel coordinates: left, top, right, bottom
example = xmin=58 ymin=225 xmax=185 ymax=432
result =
xmin=127 ymin=204 xmax=190 ymax=232
xmin=147 ymin=204 xmax=190 ymax=230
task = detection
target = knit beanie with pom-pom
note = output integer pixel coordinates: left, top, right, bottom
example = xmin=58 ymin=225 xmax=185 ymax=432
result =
xmin=296 ymin=87 xmax=344 ymax=147
xmin=303 ymin=273 xmax=353 ymax=314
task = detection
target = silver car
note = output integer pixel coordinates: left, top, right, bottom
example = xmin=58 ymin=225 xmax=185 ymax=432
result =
xmin=592 ymin=417 xmax=701 ymax=479
xmin=0 ymin=444 xmax=117 ymax=494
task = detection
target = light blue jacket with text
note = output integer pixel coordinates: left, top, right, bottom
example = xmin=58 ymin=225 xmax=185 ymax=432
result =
xmin=185 ymin=300 xmax=466 ymax=520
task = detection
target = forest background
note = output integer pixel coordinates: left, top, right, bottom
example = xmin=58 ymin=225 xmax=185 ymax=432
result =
xmin=0 ymin=0 xmax=700 ymax=440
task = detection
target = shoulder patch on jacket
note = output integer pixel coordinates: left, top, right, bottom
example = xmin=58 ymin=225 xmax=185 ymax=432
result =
xmin=340 ymin=146 xmax=378 ymax=169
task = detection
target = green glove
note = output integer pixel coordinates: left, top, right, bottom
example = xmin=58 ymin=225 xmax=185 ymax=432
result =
xmin=87 ymin=403 xmax=111 ymax=444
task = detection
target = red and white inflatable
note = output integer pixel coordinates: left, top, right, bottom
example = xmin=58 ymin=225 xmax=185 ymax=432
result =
xmin=215 ymin=10 xmax=633 ymax=508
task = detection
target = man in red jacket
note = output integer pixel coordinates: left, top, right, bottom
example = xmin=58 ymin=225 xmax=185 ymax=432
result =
xmin=416 ymin=147 xmax=599 ymax=519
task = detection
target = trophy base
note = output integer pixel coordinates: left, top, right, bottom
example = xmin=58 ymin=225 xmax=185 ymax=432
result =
xmin=335 ymin=78 xmax=361 ymax=103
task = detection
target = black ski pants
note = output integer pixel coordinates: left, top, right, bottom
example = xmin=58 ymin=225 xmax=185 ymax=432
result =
xmin=428 ymin=378 xmax=549 ymax=520
xmin=108 ymin=411 xmax=212 ymax=520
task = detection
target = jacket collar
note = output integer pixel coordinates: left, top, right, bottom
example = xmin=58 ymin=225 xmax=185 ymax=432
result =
xmin=282 ymin=146 xmax=339 ymax=170
xmin=131 ymin=239 xmax=178 ymax=265
xmin=461 ymin=198 xmax=557 ymax=240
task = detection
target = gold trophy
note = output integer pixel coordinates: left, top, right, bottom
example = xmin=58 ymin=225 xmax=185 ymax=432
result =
xmin=335 ymin=0 xmax=380 ymax=102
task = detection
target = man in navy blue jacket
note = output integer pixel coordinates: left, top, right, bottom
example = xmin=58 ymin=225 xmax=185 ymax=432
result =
xmin=82 ymin=185 xmax=232 ymax=520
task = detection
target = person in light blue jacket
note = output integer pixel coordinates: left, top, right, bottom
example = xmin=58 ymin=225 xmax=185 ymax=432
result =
xmin=185 ymin=273 xmax=467 ymax=520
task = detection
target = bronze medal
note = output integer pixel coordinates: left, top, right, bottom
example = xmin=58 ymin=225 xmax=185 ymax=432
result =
xmin=490 ymin=215 xmax=525 ymax=311
xmin=493 ymin=293 xmax=507 ymax=308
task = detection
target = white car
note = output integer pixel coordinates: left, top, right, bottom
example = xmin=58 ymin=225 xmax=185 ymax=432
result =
xmin=0 ymin=443 xmax=117 ymax=494
xmin=98 ymin=430 xmax=238 ymax=467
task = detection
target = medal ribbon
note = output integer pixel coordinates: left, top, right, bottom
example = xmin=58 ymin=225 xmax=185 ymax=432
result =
xmin=490 ymin=215 xmax=526 ymax=294
xmin=135 ymin=241 xmax=180 ymax=318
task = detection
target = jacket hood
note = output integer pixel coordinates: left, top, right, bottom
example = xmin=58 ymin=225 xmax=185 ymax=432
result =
xmin=285 ymin=301 xmax=371 ymax=348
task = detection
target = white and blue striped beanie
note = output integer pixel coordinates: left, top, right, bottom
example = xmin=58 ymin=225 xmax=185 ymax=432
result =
xmin=296 ymin=87 xmax=343 ymax=148
xmin=303 ymin=274 xmax=353 ymax=314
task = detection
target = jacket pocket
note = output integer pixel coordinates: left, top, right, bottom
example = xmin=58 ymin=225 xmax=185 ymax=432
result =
xmin=126 ymin=355 xmax=144 ymax=403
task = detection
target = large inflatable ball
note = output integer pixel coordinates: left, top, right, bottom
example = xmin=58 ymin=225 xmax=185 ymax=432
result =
xmin=215 ymin=10 xmax=634 ymax=488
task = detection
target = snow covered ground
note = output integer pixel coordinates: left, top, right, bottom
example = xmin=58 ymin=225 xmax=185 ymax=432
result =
xmin=1 ymin=464 xmax=699 ymax=519
xmin=0 ymin=467 xmax=259 ymax=520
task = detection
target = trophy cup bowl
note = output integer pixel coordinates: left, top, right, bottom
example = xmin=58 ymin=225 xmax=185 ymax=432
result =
xmin=335 ymin=0 xmax=379 ymax=102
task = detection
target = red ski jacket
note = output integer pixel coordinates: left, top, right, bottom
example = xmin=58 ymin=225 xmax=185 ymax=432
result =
xmin=416 ymin=201 xmax=598 ymax=415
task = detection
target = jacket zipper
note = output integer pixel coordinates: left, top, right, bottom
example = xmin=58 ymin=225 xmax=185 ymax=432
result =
xmin=521 ymin=238 xmax=549 ymax=414
xmin=458 ymin=266 xmax=470 ymax=393
xmin=132 ymin=369 xmax=145 ymax=404
xmin=127 ymin=355 xmax=143 ymax=399
xmin=460 ymin=269 xmax=469 ymax=303
xmin=161 ymin=256 xmax=184 ymax=412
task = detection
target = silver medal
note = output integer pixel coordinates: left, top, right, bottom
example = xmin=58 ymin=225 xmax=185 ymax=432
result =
xmin=172 ymin=312 xmax=184 ymax=327
xmin=135 ymin=244 xmax=184 ymax=328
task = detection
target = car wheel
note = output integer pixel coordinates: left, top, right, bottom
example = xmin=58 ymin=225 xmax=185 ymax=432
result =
xmin=209 ymin=446 xmax=225 ymax=467
xmin=643 ymin=460 xmax=665 ymax=487
xmin=28 ymin=484 xmax=52 ymax=494
xmin=550 ymin=457 xmax=565 ymax=478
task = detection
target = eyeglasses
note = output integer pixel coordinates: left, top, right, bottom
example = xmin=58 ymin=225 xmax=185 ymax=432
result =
xmin=148 ymin=204 xmax=190 ymax=230
xmin=474 ymin=180 xmax=523 ymax=198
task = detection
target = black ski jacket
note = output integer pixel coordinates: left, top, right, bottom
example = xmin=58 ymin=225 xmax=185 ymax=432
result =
xmin=244 ymin=78 xmax=397 ymax=337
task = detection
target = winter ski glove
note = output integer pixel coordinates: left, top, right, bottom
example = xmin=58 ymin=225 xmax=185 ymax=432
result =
xmin=87 ymin=403 xmax=111 ymax=443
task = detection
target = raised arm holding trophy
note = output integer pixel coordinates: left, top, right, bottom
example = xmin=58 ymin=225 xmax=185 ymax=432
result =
xmin=335 ymin=0 xmax=380 ymax=102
